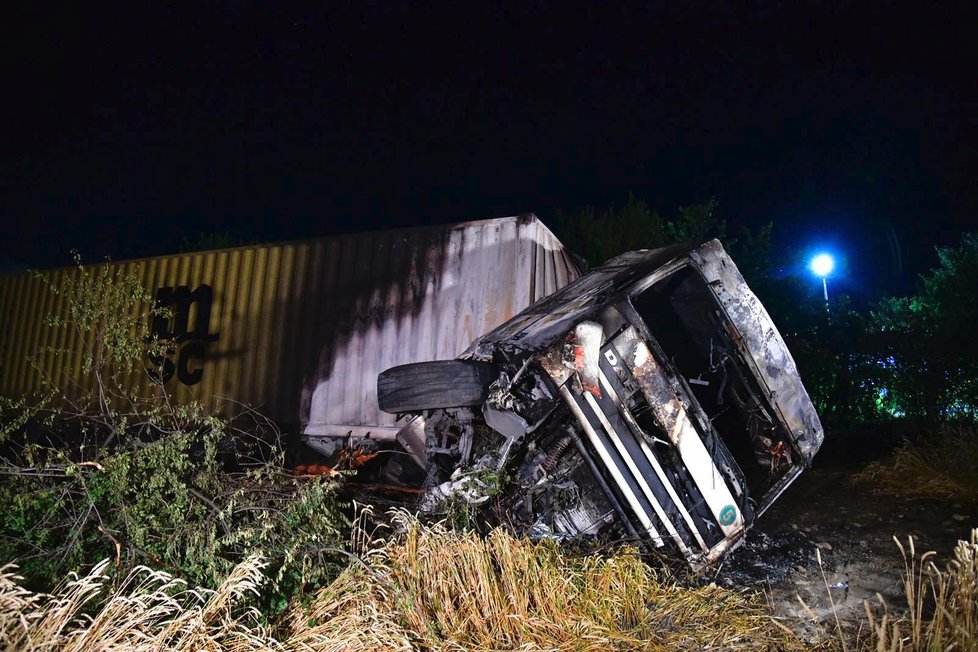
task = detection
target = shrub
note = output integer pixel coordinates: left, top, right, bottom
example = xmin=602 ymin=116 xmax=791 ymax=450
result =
xmin=0 ymin=255 xmax=348 ymax=611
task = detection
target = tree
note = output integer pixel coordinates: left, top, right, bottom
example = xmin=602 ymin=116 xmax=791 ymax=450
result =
xmin=551 ymin=195 xmax=781 ymax=283
xmin=867 ymin=234 xmax=978 ymax=421
xmin=553 ymin=195 xmax=667 ymax=266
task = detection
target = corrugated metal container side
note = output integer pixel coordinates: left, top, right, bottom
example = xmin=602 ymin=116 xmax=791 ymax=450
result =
xmin=302 ymin=214 xmax=580 ymax=440
xmin=0 ymin=215 xmax=581 ymax=438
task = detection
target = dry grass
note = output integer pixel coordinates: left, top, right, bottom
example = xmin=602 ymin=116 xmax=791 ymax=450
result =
xmin=1 ymin=513 xmax=803 ymax=651
xmin=863 ymin=528 xmax=977 ymax=651
xmin=286 ymin=513 xmax=803 ymax=651
xmin=0 ymin=557 xmax=280 ymax=651
xmin=855 ymin=425 xmax=978 ymax=500
xmin=8 ymin=512 xmax=974 ymax=651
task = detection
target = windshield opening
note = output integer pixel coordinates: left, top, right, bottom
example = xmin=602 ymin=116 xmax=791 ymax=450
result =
xmin=631 ymin=266 xmax=795 ymax=499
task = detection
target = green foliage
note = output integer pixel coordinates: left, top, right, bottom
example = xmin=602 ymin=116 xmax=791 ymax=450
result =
xmin=865 ymin=234 xmax=978 ymax=421
xmin=0 ymin=396 xmax=48 ymax=447
xmin=0 ymin=439 xmax=347 ymax=610
xmin=20 ymin=252 xmax=174 ymax=448
xmin=758 ymin=281 xmax=878 ymax=425
xmin=665 ymin=198 xmax=724 ymax=244
xmin=741 ymin=232 xmax=978 ymax=426
xmin=1 ymin=255 xmax=348 ymax=611
xmin=726 ymin=221 xmax=775 ymax=286
xmin=39 ymin=251 xmax=167 ymax=377
xmin=554 ymin=195 xmax=734 ymax=267
xmin=752 ymin=231 xmax=978 ymax=426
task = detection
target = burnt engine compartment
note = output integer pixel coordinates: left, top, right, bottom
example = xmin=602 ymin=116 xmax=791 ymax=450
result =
xmin=389 ymin=376 xmax=638 ymax=547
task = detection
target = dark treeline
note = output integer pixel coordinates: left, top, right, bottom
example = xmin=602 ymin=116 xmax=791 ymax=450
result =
xmin=551 ymin=197 xmax=978 ymax=429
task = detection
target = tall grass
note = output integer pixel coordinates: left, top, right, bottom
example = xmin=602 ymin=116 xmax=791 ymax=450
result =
xmin=864 ymin=529 xmax=977 ymax=651
xmin=5 ymin=518 xmax=975 ymax=650
xmin=287 ymin=513 xmax=802 ymax=651
xmin=0 ymin=556 xmax=279 ymax=651
xmin=1 ymin=514 xmax=802 ymax=651
xmin=855 ymin=424 xmax=978 ymax=500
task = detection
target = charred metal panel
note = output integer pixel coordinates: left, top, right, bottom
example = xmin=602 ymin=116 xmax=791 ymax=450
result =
xmin=302 ymin=216 xmax=581 ymax=439
xmin=596 ymin=360 xmax=710 ymax=552
xmin=466 ymin=243 xmax=692 ymax=359
xmin=612 ymin=326 xmax=746 ymax=551
xmin=0 ymin=216 xmax=581 ymax=437
xmin=687 ymin=241 xmax=823 ymax=464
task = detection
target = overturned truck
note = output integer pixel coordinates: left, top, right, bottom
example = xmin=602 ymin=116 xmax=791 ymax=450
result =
xmin=376 ymin=240 xmax=823 ymax=570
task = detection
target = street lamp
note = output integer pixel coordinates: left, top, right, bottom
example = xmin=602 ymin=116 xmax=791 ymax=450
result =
xmin=809 ymin=253 xmax=835 ymax=302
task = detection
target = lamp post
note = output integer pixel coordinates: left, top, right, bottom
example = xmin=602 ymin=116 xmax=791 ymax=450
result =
xmin=809 ymin=253 xmax=835 ymax=302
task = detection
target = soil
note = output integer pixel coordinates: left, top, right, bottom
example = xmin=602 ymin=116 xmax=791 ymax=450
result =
xmin=715 ymin=460 xmax=977 ymax=645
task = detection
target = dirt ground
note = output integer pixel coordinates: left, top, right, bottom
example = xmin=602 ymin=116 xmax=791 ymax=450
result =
xmin=716 ymin=460 xmax=976 ymax=644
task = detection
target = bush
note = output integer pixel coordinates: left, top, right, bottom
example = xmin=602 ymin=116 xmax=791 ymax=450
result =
xmin=865 ymin=234 xmax=978 ymax=421
xmin=0 ymin=431 xmax=348 ymax=611
xmin=0 ymin=255 xmax=348 ymax=611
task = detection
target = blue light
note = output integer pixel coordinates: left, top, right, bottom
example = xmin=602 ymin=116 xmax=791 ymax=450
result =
xmin=809 ymin=253 xmax=835 ymax=278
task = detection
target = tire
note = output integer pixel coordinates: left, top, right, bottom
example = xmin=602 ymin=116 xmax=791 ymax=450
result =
xmin=378 ymin=360 xmax=494 ymax=413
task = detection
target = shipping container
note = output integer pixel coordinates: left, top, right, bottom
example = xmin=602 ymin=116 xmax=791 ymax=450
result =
xmin=0 ymin=216 xmax=582 ymax=448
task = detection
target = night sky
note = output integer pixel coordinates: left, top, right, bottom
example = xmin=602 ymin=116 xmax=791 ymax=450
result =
xmin=2 ymin=3 xmax=976 ymax=298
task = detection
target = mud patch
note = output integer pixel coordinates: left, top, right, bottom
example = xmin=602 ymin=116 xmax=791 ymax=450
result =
xmin=713 ymin=467 xmax=977 ymax=644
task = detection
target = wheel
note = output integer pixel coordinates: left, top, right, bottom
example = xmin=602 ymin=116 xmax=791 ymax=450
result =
xmin=377 ymin=360 xmax=494 ymax=413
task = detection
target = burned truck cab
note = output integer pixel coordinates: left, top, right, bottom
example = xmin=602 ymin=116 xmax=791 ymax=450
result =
xmin=378 ymin=240 xmax=823 ymax=569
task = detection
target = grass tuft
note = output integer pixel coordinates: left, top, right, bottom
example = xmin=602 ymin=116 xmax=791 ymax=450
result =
xmin=864 ymin=528 xmax=978 ymax=651
xmin=854 ymin=424 xmax=978 ymax=500
xmin=286 ymin=513 xmax=803 ymax=651
xmin=0 ymin=514 xmax=807 ymax=650
xmin=0 ymin=556 xmax=279 ymax=651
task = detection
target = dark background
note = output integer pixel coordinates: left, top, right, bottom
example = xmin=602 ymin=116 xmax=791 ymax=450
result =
xmin=2 ymin=2 xmax=975 ymax=297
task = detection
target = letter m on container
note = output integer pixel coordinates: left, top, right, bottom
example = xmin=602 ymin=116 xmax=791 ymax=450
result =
xmin=148 ymin=284 xmax=220 ymax=386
